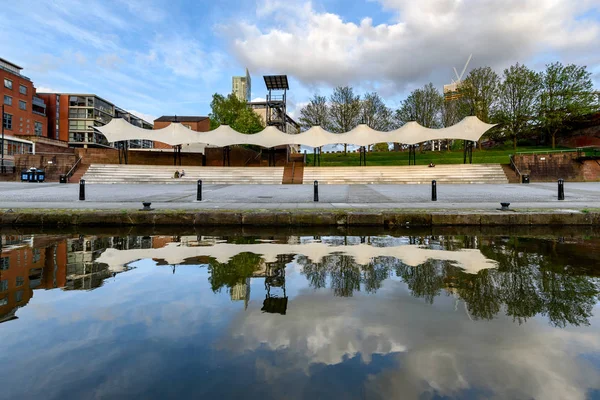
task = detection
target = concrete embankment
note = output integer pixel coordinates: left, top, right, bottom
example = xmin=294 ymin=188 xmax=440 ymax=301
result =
xmin=1 ymin=209 xmax=599 ymax=227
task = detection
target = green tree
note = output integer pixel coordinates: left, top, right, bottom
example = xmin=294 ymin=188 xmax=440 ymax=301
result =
xmin=395 ymin=83 xmax=443 ymax=128
xmin=361 ymin=92 xmax=393 ymax=131
xmin=460 ymin=66 xmax=500 ymax=124
xmin=538 ymin=62 xmax=597 ymax=148
xmin=329 ymin=86 xmax=362 ymax=154
xmin=496 ymin=63 xmax=542 ymax=150
xmin=298 ymin=95 xmax=330 ymax=130
xmin=209 ymin=93 xmax=264 ymax=134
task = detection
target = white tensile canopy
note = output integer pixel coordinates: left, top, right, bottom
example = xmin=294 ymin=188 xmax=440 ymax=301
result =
xmin=94 ymin=116 xmax=496 ymax=148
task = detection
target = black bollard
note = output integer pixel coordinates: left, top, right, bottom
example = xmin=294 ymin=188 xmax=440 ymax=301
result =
xmin=314 ymin=180 xmax=319 ymax=202
xmin=79 ymin=179 xmax=85 ymax=201
xmin=197 ymin=179 xmax=202 ymax=201
xmin=558 ymin=178 xmax=564 ymax=200
xmin=431 ymin=180 xmax=437 ymax=201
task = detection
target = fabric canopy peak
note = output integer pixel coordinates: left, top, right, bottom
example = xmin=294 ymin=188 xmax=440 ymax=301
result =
xmin=95 ymin=116 xmax=496 ymax=148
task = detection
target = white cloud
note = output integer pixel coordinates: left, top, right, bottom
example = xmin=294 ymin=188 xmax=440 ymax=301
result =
xmin=96 ymin=53 xmax=124 ymax=69
xmin=148 ymin=34 xmax=226 ymax=81
xmin=36 ymin=86 xmax=59 ymax=93
xmin=128 ymin=110 xmax=158 ymax=124
xmin=219 ymin=282 xmax=600 ymax=399
xmin=223 ymin=0 xmax=600 ymax=92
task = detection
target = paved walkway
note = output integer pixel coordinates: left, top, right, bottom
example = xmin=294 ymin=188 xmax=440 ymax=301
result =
xmin=0 ymin=182 xmax=599 ymax=210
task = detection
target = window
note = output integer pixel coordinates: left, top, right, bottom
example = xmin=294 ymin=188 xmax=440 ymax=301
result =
xmin=16 ymin=276 xmax=24 ymax=287
xmin=15 ymin=290 xmax=23 ymax=303
xmin=0 ymin=257 xmax=8 ymax=271
xmin=0 ymin=297 xmax=6 ymax=306
xmin=2 ymin=113 xmax=12 ymax=130
xmin=4 ymin=78 xmax=12 ymax=89
xmin=19 ymin=85 xmax=27 ymax=95
xmin=3 ymin=95 xmax=11 ymax=106
xmin=34 ymin=121 xmax=42 ymax=136
xmin=19 ymin=100 xmax=26 ymax=111
xmin=0 ymin=280 xmax=8 ymax=292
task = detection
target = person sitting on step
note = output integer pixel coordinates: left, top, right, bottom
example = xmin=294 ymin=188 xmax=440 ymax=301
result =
xmin=180 ymin=169 xmax=185 ymax=178
xmin=429 ymin=162 xmax=435 ymax=168
xmin=174 ymin=170 xmax=180 ymax=178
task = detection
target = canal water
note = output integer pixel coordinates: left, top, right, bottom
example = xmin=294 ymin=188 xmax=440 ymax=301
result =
xmin=0 ymin=228 xmax=599 ymax=400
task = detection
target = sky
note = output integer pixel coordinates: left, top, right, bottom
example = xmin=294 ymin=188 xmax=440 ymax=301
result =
xmin=1 ymin=0 xmax=599 ymax=123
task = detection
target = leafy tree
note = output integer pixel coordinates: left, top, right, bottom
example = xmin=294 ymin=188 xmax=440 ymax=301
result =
xmin=395 ymin=83 xmax=443 ymax=151
xmin=395 ymin=83 xmax=443 ymax=128
xmin=207 ymin=252 xmax=264 ymax=293
xmin=460 ymin=66 xmax=500 ymax=124
xmin=209 ymin=93 xmax=264 ymax=134
xmin=538 ymin=62 xmax=597 ymax=148
xmin=496 ymin=63 xmax=542 ymax=150
xmin=298 ymin=95 xmax=330 ymax=131
xmin=329 ymin=86 xmax=362 ymax=154
xmin=361 ymin=92 xmax=393 ymax=131
xmin=372 ymin=142 xmax=390 ymax=152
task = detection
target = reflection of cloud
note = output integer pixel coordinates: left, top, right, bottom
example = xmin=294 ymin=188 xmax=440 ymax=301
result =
xmin=219 ymin=282 xmax=600 ymax=399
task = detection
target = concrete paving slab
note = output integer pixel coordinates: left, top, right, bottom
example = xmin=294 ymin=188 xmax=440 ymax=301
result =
xmin=1 ymin=182 xmax=600 ymax=210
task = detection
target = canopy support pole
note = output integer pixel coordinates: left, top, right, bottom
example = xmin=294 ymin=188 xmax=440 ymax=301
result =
xmin=408 ymin=145 xmax=416 ymax=165
xmin=313 ymin=148 xmax=316 ymax=166
xmin=222 ymin=146 xmax=230 ymax=167
xmin=317 ymin=147 xmax=321 ymax=167
xmin=124 ymin=141 xmax=129 ymax=165
xmin=463 ymin=141 xmax=473 ymax=164
xmin=173 ymin=146 xmax=177 ymax=166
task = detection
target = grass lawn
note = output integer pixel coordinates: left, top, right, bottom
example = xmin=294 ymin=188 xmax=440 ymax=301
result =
xmin=304 ymin=146 xmax=572 ymax=166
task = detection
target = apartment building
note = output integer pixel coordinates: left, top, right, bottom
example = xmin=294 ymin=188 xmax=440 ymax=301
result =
xmin=1 ymin=57 xmax=47 ymax=165
xmin=232 ymin=68 xmax=251 ymax=102
xmin=37 ymin=93 xmax=153 ymax=148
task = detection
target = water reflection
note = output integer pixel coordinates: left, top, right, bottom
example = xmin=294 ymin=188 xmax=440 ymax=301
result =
xmin=1 ymin=233 xmax=599 ymax=327
xmin=0 ymin=231 xmax=599 ymax=399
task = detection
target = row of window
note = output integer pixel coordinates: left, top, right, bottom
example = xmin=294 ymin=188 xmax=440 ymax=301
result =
xmin=0 ymin=276 xmax=24 ymax=290
xmin=2 ymin=113 xmax=43 ymax=135
xmin=3 ymin=95 xmax=27 ymax=110
xmin=3 ymin=78 xmax=27 ymax=94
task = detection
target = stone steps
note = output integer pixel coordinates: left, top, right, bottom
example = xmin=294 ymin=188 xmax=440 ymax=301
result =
xmin=303 ymin=165 xmax=509 ymax=184
xmin=82 ymin=164 xmax=509 ymax=185
xmin=82 ymin=165 xmax=285 ymax=184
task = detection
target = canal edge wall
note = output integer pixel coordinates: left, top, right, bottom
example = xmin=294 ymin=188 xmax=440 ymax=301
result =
xmin=1 ymin=209 xmax=599 ymax=227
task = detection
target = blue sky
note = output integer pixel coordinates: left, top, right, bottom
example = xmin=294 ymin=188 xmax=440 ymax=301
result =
xmin=1 ymin=0 xmax=599 ymax=123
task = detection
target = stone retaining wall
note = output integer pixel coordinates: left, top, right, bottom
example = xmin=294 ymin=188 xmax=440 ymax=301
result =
xmin=1 ymin=209 xmax=598 ymax=227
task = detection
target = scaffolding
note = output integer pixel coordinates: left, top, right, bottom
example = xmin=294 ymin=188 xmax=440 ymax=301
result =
xmin=264 ymin=75 xmax=289 ymax=133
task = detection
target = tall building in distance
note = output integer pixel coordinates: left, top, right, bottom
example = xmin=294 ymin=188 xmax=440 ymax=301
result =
xmin=232 ymin=68 xmax=251 ymax=102
xmin=37 ymin=93 xmax=153 ymax=148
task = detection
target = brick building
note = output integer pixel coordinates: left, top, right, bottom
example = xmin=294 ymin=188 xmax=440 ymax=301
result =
xmin=1 ymin=57 xmax=47 ymax=168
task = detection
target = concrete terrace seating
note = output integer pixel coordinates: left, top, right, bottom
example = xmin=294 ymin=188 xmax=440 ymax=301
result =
xmin=82 ymin=165 xmax=285 ymax=184
xmin=303 ymin=164 xmax=509 ymax=184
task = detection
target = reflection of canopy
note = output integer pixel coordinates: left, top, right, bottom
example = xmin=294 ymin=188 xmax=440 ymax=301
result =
xmin=95 ymin=117 xmax=496 ymax=148
xmin=96 ymin=242 xmax=498 ymax=274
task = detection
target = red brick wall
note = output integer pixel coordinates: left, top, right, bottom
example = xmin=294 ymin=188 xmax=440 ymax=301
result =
xmin=1 ymin=69 xmax=47 ymax=138
xmin=514 ymin=153 xmax=589 ymax=181
xmin=582 ymin=160 xmax=600 ymax=181
xmin=14 ymin=153 xmax=78 ymax=180
xmin=75 ymin=146 xmax=288 ymax=167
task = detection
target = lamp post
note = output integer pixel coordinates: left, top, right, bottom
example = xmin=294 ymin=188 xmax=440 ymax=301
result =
xmin=1 ymin=103 xmax=5 ymax=174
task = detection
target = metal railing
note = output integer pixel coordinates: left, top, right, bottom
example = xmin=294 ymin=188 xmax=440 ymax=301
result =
xmin=515 ymin=149 xmax=577 ymax=155
xmin=509 ymin=154 xmax=523 ymax=182
xmin=65 ymin=157 xmax=82 ymax=182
